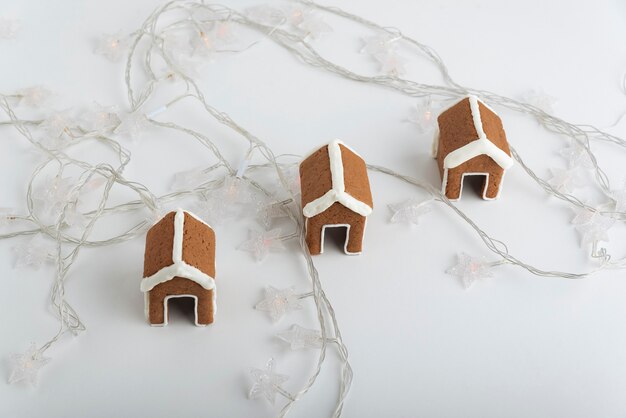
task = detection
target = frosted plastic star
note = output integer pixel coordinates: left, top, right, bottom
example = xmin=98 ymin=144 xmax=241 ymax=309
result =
xmin=255 ymin=286 xmax=303 ymax=322
xmin=257 ymin=201 xmax=290 ymax=229
xmin=249 ymin=358 xmax=289 ymax=405
xmin=94 ymin=32 xmax=129 ymax=62
xmin=191 ymin=24 xmax=215 ymax=57
xmin=522 ymin=89 xmax=557 ymax=114
xmin=238 ymin=228 xmax=285 ymax=261
xmin=62 ymin=204 xmax=87 ymax=229
xmin=571 ymin=206 xmax=614 ymax=247
xmin=114 ymin=111 xmax=150 ymax=141
xmin=375 ymin=51 xmax=407 ymax=76
xmin=80 ymin=104 xmax=120 ymax=133
xmin=245 ymin=5 xmax=286 ymax=26
xmin=237 ymin=228 xmax=285 ymax=261
xmin=216 ymin=176 xmax=256 ymax=205
xmin=277 ymin=324 xmax=323 ymax=350
xmin=13 ymin=234 xmax=56 ymax=270
xmin=16 ymin=86 xmax=52 ymax=107
xmin=0 ymin=17 xmax=20 ymax=40
xmin=39 ymin=112 xmax=75 ymax=147
xmin=446 ymin=253 xmax=494 ymax=289
xmin=559 ymin=141 xmax=593 ymax=169
xmin=547 ymin=168 xmax=583 ymax=194
xmin=8 ymin=343 xmax=50 ymax=386
xmin=361 ymin=34 xmax=399 ymax=56
xmin=407 ymin=100 xmax=437 ymax=134
xmin=37 ymin=176 xmax=78 ymax=216
xmin=388 ymin=198 xmax=433 ymax=226
xmin=297 ymin=13 xmax=332 ymax=40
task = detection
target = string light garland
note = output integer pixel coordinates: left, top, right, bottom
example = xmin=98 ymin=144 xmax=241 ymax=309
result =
xmin=0 ymin=1 xmax=624 ymax=417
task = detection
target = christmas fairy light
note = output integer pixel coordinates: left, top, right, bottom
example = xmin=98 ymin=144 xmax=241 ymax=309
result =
xmin=0 ymin=2 xmax=625 ymax=417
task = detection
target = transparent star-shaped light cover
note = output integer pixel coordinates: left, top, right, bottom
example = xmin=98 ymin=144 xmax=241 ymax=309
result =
xmin=277 ymin=324 xmax=323 ymax=350
xmin=36 ymin=175 xmax=79 ymax=217
xmin=388 ymin=198 xmax=433 ymax=226
xmin=39 ymin=112 xmax=75 ymax=147
xmin=245 ymin=5 xmax=285 ymax=26
xmin=375 ymin=50 xmax=407 ymax=76
xmin=238 ymin=228 xmax=285 ymax=261
xmin=94 ymin=32 xmax=129 ymax=62
xmin=249 ymin=358 xmax=289 ymax=405
xmin=79 ymin=103 xmax=120 ymax=133
xmin=114 ymin=111 xmax=150 ymax=141
xmin=257 ymin=200 xmax=290 ymax=229
xmin=296 ymin=11 xmax=332 ymax=40
xmin=255 ymin=286 xmax=303 ymax=322
xmin=571 ymin=205 xmax=614 ymax=247
xmin=8 ymin=343 xmax=50 ymax=386
xmin=446 ymin=252 xmax=494 ymax=289
xmin=13 ymin=234 xmax=57 ymax=270
xmin=559 ymin=141 xmax=594 ymax=170
xmin=521 ymin=89 xmax=557 ymax=114
xmin=361 ymin=33 xmax=399 ymax=56
xmin=16 ymin=86 xmax=52 ymax=108
xmin=547 ymin=167 xmax=583 ymax=194
xmin=407 ymin=100 xmax=437 ymax=134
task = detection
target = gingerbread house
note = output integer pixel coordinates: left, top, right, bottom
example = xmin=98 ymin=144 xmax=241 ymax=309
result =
xmin=299 ymin=140 xmax=373 ymax=255
xmin=141 ymin=209 xmax=216 ymax=326
xmin=434 ymin=95 xmax=513 ymax=200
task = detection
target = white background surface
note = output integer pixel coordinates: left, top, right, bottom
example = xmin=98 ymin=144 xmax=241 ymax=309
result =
xmin=1 ymin=0 xmax=626 ymax=417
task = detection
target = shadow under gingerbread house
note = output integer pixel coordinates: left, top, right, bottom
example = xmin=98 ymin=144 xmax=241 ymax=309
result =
xmin=141 ymin=209 xmax=216 ymax=326
xmin=434 ymin=95 xmax=513 ymax=200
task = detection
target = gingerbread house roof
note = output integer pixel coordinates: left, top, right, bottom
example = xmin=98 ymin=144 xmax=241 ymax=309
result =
xmin=299 ymin=140 xmax=373 ymax=218
xmin=141 ymin=209 xmax=215 ymax=293
xmin=436 ymin=95 xmax=513 ymax=170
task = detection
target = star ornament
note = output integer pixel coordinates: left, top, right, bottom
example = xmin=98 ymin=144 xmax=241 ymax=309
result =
xmin=255 ymin=286 xmax=303 ymax=322
xmin=114 ymin=111 xmax=150 ymax=141
xmin=16 ymin=86 xmax=52 ymax=107
xmin=238 ymin=228 xmax=286 ymax=261
xmin=388 ymin=198 xmax=433 ymax=226
xmin=14 ymin=234 xmax=57 ymax=270
xmin=375 ymin=50 xmax=407 ymax=76
xmin=249 ymin=358 xmax=289 ymax=405
xmin=361 ymin=34 xmax=399 ymax=56
xmin=573 ymin=209 xmax=614 ymax=247
xmin=407 ymin=101 xmax=437 ymax=134
xmin=559 ymin=140 xmax=593 ymax=169
xmin=446 ymin=253 xmax=494 ymax=289
xmin=547 ymin=167 xmax=583 ymax=194
xmin=8 ymin=343 xmax=51 ymax=386
xmin=277 ymin=324 xmax=323 ymax=350
xmin=94 ymin=32 xmax=129 ymax=62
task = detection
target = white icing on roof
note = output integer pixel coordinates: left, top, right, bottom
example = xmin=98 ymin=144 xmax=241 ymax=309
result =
xmin=141 ymin=209 xmax=215 ymax=292
xmin=442 ymin=95 xmax=514 ymax=170
xmin=302 ymin=140 xmax=373 ymax=218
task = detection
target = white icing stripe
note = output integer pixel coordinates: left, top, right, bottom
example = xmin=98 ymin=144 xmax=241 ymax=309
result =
xmin=442 ymin=96 xmax=513 ymax=170
xmin=302 ymin=140 xmax=373 ymax=218
xmin=141 ymin=261 xmax=215 ymax=292
xmin=468 ymin=95 xmax=486 ymax=139
xmin=443 ymin=138 xmax=513 ymax=169
xmin=172 ymin=210 xmax=184 ymax=263
xmin=329 ymin=141 xmax=345 ymax=193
